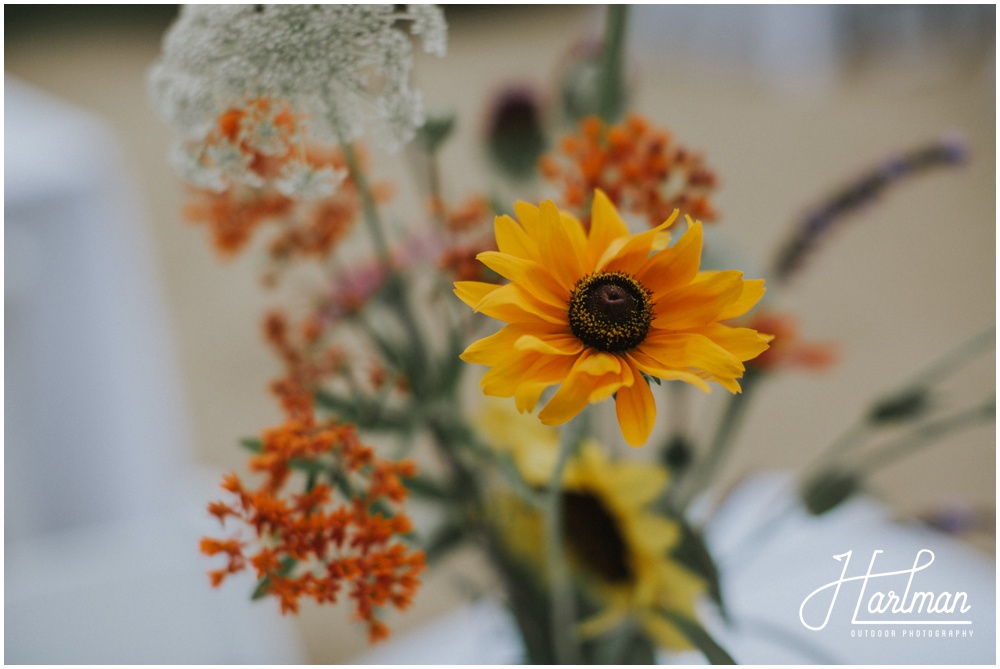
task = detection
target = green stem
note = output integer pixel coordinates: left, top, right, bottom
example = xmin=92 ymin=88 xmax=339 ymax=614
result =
xmin=666 ymin=381 xmax=691 ymax=442
xmin=339 ymin=139 xmax=392 ymax=265
xmin=545 ymin=417 xmax=584 ymax=665
xmin=597 ymin=4 xmax=630 ymax=122
xmin=808 ymin=326 xmax=994 ymax=470
xmin=859 ymin=398 xmax=994 ymax=472
xmin=337 ymin=136 xmax=433 ymax=393
xmin=808 ymin=421 xmax=870 ymax=471
xmin=907 ymin=326 xmax=996 ymax=388
xmin=673 ymin=371 xmax=760 ymax=511
xmin=427 ymin=151 xmax=447 ymax=229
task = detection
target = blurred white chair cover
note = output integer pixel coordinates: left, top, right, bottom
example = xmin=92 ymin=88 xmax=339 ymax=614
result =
xmin=5 ymin=78 xmax=306 ymax=663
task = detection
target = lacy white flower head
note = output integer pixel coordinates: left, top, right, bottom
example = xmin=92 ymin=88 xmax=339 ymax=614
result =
xmin=149 ymin=5 xmax=447 ymax=194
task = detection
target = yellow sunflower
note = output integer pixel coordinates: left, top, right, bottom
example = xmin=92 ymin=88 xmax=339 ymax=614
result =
xmin=482 ymin=404 xmax=704 ymax=651
xmin=456 ymin=190 xmax=771 ymax=446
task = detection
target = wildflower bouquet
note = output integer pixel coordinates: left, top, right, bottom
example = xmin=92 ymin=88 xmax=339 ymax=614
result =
xmin=150 ymin=6 xmax=992 ymax=664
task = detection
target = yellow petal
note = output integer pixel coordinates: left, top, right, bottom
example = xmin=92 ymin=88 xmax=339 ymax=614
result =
xmin=635 ymin=221 xmax=703 ymax=297
xmin=513 ymin=355 xmax=579 ymax=412
xmin=454 ymin=281 xmax=498 ymax=310
xmin=651 ymin=270 xmax=744 ymax=329
xmin=642 ymin=331 xmax=745 ymax=379
xmin=651 ymin=230 xmax=672 ymax=251
xmin=479 ymin=351 xmax=545 ymax=397
xmin=459 ymin=325 xmax=527 ymax=365
xmin=598 ymin=210 xmax=679 ymax=274
xmin=615 ymin=359 xmax=657 ymax=446
xmin=537 ymin=352 xmax=629 ymax=426
xmin=589 ymin=359 xmax=633 ymax=402
xmin=515 ymin=333 xmax=583 ymax=356
xmin=717 ymin=278 xmax=766 ymax=321
xmin=494 ymin=214 xmax=539 ymax=262
xmin=476 ymin=282 xmax=568 ymax=324
xmin=476 ymin=251 xmax=570 ymax=308
xmin=537 ymin=200 xmax=588 ymax=291
xmin=627 ymin=350 xmax=712 ymax=393
xmin=624 ymin=514 xmax=680 ymax=553
xmin=714 ymin=375 xmax=743 ymax=394
xmin=577 ymin=350 xmax=622 ymax=376
xmin=513 ymin=200 xmax=544 ymax=240
xmin=576 ymin=605 xmax=629 ymax=639
xmin=587 ymin=189 xmax=630 ymax=266
xmin=604 ymin=462 xmax=668 ymax=508
xmin=685 ymin=324 xmax=772 ymax=362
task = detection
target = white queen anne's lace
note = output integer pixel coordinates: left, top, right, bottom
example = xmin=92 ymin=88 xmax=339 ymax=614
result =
xmin=149 ymin=4 xmax=447 ymax=193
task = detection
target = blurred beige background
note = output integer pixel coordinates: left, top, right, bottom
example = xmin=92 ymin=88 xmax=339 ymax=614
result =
xmin=7 ymin=5 xmax=995 ymax=663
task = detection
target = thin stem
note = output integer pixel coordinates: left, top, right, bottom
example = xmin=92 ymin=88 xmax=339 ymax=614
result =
xmin=907 ymin=326 xmax=995 ymax=388
xmin=337 ymin=134 xmax=434 ymax=393
xmin=597 ymin=5 xmax=630 ymax=122
xmin=807 ymin=421 xmax=870 ymax=471
xmin=545 ymin=417 xmax=584 ymax=665
xmin=859 ymin=398 xmax=994 ymax=472
xmin=673 ymin=371 xmax=760 ymax=511
xmin=666 ymin=381 xmax=691 ymax=441
xmin=339 ymin=139 xmax=392 ymax=265
xmin=808 ymin=325 xmax=994 ymax=470
xmin=426 ymin=151 xmax=447 ymax=229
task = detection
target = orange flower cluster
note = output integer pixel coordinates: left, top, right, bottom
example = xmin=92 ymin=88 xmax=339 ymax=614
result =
xmin=431 ymin=194 xmax=501 ymax=283
xmin=540 ymin=114 xmax=719 ymax=228
xmin=745 ymin=311 xmax=837 ymax=372
xmin=182 ymin=98 xmax=392 ymax=265
xmin=202 ymin=411 xmax=424 ymax=643
xmin=263 ymin=310 xmax=345 ymax=394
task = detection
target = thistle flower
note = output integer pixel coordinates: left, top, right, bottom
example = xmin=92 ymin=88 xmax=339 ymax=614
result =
xmin=456 ymin=191 xmax=771 ymax=446
xmin=149 ymin=5 xmax=447 ymax=190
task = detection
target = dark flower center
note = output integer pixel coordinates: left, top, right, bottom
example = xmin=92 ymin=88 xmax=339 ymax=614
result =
xmin=568 ymin=271 xmax=652 ymax=353
xmin=562 ymin=491 xmax=634 ymax=584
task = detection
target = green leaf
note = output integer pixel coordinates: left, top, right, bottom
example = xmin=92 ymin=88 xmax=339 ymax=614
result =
xmin=327 ymin=468 xmax=355 ymax=498
xmin=640 ymin=370 xmax=662 ymax=386
xmin=416 ymin=109 xmax=456 ymax=154
xmin=251 ymin=556 xmax=297 ymax=600
xmin=314 ymin=389 xmax=361 ymax=421
xmin=404 ymin=475 xmax=453 ymax=500
xmin=658 ymin=610 xmax=736 ymax=665
xmin=671 ymin=519 xmax=726 ymax=618
xmin=422 ymin=522 xmax=466 ymax=564
xmin=287 ymin=457 xmax=325 ymax=474
xmin=313 ymin=389 xmax=410 ymax=432
xmin=496 ymin=451 xmax=541 ymax=507
xmin=800 ymin=469 xmax=861 ymax=516
xmin=368 ymin=498 xmax=395 ymax=519
xmin=239 ymin=437 xmax=262 ymax=453
xmin=867 ymin=388 xmax=931 ymax=425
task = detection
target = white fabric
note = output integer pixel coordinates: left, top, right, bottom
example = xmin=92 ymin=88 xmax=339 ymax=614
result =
xmin=4 ymin=78 xmax=307 ymax=663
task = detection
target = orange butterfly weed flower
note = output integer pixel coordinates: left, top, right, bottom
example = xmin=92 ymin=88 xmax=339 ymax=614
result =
xmin=202 ymin=408 xmax=424 ymax=643
xmin=540 ymin=114 xmax=719 ymax=229
xmin=745 ymin=311 xmax=838 ymax=372
xmin=182 ymin=98 xmax=394 ymax=265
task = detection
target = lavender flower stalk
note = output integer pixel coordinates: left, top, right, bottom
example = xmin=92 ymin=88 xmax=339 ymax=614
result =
xmin=772 ymin=134 xmax=968 ymax=283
